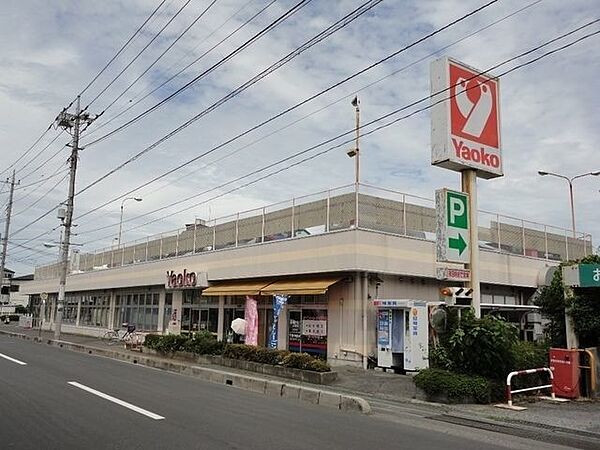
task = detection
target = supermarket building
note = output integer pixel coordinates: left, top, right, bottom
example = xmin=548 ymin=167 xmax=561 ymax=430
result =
xmin=22 ymin=184 xmax=592 ymax=367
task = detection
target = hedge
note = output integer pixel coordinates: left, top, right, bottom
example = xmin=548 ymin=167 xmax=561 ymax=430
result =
xmin=414 ymin=368 xmax=496 ymax=404
xmin=144 ymin=333 xmax=331 ymax=372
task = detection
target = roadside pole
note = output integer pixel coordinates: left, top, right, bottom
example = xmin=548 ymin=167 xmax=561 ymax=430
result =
xmin=0 ymin=170 xmax=18 ymax=303
xmin=462 ymin=169 xmax=480 ymax=317
xmin=54 ymin=97 xmax=95 ymax=340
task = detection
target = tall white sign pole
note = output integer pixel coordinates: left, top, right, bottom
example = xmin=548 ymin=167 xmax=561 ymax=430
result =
xmin=462 ymin=170 xmax=480 ymax=317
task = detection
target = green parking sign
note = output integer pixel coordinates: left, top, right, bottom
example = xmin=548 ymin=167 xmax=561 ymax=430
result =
xmin=447 ymin=191 xmax=468 ymax=229
xmin=436 ymin=188 xmax=470 ymax=264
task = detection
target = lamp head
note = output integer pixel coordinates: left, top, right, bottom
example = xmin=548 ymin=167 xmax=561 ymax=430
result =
xmin=347 ymin=149 xmax=357 ymax=158
xmin=590 ymin=171 xmax=600 ymax=176
xmin=133 ymin=197 xmax=142 ymax=202
xmin=538 ymin=170 xmax=548 ymax=176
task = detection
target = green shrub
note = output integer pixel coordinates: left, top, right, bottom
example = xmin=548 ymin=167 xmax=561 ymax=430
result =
xmin=446 ymin=312 xmax=518 ymax=380
xmin=145 ymin=338 xmax=330 ymax=372
xmin=183 ymin=331 xmax=225 ymax=355
xmin=280 ymin=352 xmax=331 ymax=372
xmin=223 ymin=344 xmax=259 ymax=361
xmin=144 ymin=334 xmax=162 ymax=350
xmin=414 ymin=368 xmax=492 ymax=404
xmin=151 ymin=334 xmax=189 ymax=353
xmin=511 ymin=341 xmax=548 ymax=371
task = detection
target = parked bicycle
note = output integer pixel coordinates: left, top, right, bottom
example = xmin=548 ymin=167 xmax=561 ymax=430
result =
xmin=101 ymin=323 xmax=143 ymax=347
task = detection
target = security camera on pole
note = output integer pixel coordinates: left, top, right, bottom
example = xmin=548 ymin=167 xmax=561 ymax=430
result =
xmin=431 ymin=57 xmax=503 ymax=318
xmin=53 ymin=96 xmax=96 ymax=340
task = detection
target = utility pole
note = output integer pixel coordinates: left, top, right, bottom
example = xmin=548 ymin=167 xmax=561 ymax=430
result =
xmin=0 ymin=170 xmax=18 ymax=303
xmin=54 ymin=96 xmax=95 ymax=340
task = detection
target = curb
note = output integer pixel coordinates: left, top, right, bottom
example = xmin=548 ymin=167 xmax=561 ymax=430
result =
xmin=0 ymin=329 xmax=371 ymax=415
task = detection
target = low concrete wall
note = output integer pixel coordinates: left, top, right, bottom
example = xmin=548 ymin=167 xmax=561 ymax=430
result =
xmin=142 ymin=349 xmax=337 ymax=385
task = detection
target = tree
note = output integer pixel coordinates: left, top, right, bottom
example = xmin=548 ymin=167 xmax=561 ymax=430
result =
xmin=534 ymin=254 xmax=600 ymax=348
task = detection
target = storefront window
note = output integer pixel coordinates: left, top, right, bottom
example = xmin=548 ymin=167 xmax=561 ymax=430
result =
xmin=286 ymin=295 xmax=328 ymax=359
xmin=80 ymin=294 xmax=110 ymax=328
xmin=64 ymin=295 xmax=79 ymax=325
xmin=114 ymin=291 xmax=160 ymax=331
xmin=181 ymin=291 xmax=218 ymax=334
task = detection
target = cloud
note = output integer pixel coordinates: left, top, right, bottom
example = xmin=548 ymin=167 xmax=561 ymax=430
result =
xmin=1 ymin=0 xmax=599 ymax=274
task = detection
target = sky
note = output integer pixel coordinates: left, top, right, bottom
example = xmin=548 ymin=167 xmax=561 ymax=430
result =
xmin=1 ymin=0 xmax=599 ymax=275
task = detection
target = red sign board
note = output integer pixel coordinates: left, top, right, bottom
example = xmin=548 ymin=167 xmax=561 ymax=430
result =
xmin=431 ymin=57 xmax=503 ymax=179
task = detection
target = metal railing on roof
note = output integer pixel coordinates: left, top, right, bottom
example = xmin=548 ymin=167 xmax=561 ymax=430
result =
xmin=34 ymin=183 xmax=593 ymax=280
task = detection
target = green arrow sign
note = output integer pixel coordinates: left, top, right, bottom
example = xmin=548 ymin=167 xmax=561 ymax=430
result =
xmin=436 ymin=188 xmax=471 ymax=264
xmin=449 ymin=233 xmax=467 ymax=255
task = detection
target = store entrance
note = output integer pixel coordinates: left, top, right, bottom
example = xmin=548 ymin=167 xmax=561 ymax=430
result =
xmin=287 ymin=308 xmax=327 ymax=358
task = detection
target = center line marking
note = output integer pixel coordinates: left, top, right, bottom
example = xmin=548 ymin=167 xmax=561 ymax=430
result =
xmin=0 ymin=352 xmax=27 ymax=365
xmin=68 ymin=381 xmax=165 ymax=420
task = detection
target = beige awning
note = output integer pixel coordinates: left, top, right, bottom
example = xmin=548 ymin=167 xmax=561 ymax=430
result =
xmin=201 ymin=280 xmax=271 ymax=296
xmin=261 ymin=277 xmax=342 ymax=296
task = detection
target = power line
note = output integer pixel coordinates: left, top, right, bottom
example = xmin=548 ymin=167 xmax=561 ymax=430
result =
xmin=0 ymin=124 xmax=54 ymax=179
xmin=84 ymin=0 xmax=194 ymax=110
xmin=73 ymin=0 xmax=501 ymax=221
xmin=84 ymin=0 xmax=276 ymax=139
xmin=15 ymin=167 xmax=69 ymax=191
xmin=77 ymin=0 xmax=384 ymax=195
xmin=19 ymin=137 xmax=69 ymax=181
xmin=77 ymin=26 xmax=600 ymax=243
xmin=12 ymin=172 xmax=69 ymax=218
xmin=78 ymin=0 xmax=168 ymax=98
xmin=81 ymin=0 xmax=313 ymax=148
xmin=0 ymin=3 xmax=167 ymax=182
xmin=95 ymin=0 xmax=219 ymax=117
xmin=16 ymin=131 xmax=67 ymax=180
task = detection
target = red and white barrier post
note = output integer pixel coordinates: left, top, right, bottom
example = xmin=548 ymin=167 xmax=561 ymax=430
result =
xmin=497 ymin=367 xmax=569 ymax=410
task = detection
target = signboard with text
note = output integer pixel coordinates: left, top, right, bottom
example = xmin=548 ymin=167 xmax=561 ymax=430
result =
xmin=431 ymin=57 xmax=503 ymax=179
xmin=436 ymin=188 xmax=470 ymax=264
xmin=562 ymin=264 xmax=600 ymax=288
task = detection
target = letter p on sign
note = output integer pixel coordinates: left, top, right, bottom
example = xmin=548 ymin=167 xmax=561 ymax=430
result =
xmin=447 ymin=192 xmax=468 ymax=229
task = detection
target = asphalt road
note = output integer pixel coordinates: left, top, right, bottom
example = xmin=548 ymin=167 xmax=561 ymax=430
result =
xmin=0 ymin=336 xmax=570 ymax=450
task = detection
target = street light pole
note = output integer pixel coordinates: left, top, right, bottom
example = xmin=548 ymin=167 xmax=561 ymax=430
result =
xmin=538 ymin=170 xmax=600 ymax=237
xmin=117 ymin=197 xmax=142 ymax=248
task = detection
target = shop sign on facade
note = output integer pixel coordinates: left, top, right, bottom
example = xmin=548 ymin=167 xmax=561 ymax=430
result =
xmin=436 ymin=267 xmax=471 ymax=281
xmin=431 ymin=57 xmax=503 ymax=179
xmin=165 ymin=269 xmax=208 ymax=289
xmin=562 ymin=264 xmax=600 ymax=288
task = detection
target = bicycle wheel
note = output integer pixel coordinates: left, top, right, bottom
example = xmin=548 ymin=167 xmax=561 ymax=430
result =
xmin=101 ymin=330 xmax=119 ymax=345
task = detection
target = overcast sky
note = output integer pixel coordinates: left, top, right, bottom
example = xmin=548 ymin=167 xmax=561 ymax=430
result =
xmin=1 ymin=0 xmax=599 ymax=275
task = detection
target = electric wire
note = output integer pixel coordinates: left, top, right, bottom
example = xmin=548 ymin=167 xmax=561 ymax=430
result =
xmin=96 ymin=0 xmax=219 ymax=117
xmin=131 ymin=0 xmax=544 ymax=203
xmin=84 ymin=0 xmax=194 ymax=109
xmin=74 ymin=0 xmax=503 ymax=220
xmin=12 ymin=172 xmax=69 ymax=218
xmin=77 ymin=0 xmax=384 ymax=195
xmin=78 ymin=0 xmax=168 ymax=98
xmin=84 ymin=0 xmax=276 ymax=139
xmin=78 ymin=27 xmax=600 ymax=243
xmin=81 ymin=0 xmax=313 ymax=148
xmin=11 ymin=12 xmax=595 ymax=255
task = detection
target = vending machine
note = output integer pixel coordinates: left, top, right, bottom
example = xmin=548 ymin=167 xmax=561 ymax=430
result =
xmin=374 ymin=299 xmax=429 ymax=371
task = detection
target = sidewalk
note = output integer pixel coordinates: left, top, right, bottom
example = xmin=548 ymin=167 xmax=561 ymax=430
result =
xmin=2 ymin=324 xmax=599 ymax=441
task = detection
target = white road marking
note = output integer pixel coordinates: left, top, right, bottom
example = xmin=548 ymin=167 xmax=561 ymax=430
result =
xmin=0 ymin=352 xmax=27 ymax=365
xmin=67 ymin=381 xmax=165 ymax=420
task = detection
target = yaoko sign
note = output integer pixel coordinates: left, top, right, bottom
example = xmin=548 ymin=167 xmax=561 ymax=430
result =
xmin=436 ymin=188 xmax=470 ymax=264
xmin=430 ymin=57 xmax=503 ymax=179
